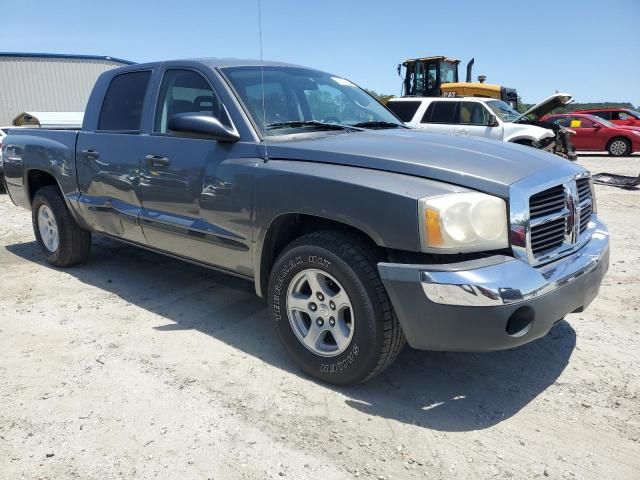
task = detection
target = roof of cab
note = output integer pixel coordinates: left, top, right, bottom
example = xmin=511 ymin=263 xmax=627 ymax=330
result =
xmin=117 ymin=57 xmax=307 ymax=70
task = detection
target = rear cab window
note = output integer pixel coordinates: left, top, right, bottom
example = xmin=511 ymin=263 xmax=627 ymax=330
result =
xmin=98 ymin=71 xmax=152 ymax=132
xmin=422 ymin=101 xmax=458 ymax=124
xmin=387 ymin=101 xmax=422 ymax=122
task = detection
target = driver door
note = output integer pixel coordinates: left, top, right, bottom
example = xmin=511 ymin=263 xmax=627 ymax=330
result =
xmin=569 ymin=117 xmax=599 ymax=150
xmin=138 ymin=68 xmax=254 ymax=274
xmin=454 ymin=102 xmax=503 ymax=140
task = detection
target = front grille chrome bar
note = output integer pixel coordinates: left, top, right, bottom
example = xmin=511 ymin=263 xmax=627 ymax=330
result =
xmin=509 ymin=169 xmax=595 ymax=267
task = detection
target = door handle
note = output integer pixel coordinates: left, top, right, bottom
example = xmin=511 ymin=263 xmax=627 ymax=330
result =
xmin=145 ymin=154 xmax=170 ymax=167
xmin=81 ymin=149 xmax=100 ymax=160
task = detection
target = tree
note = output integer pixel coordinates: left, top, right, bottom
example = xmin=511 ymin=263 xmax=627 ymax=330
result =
xmin=364 ymin=89 xmax=395 ymax=105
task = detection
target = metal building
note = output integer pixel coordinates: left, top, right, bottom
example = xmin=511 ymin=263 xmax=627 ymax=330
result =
xmin=0 ymin=52 xmax=132 ymax=126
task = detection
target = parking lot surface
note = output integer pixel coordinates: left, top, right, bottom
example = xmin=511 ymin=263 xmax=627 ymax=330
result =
xmin=1 ymin=155 xmax=639 ymax=479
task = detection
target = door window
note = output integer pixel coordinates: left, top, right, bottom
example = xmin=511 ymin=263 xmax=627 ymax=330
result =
xmin=578 ymin=118 xmax=595 ymax=128
xmin=591 ymin=111 xmax=611 ymax=120
xmin=553 ymin=117 xmax=571 ymax=127
xmin=459 ymin=102 xmax=489 ymax=125
xmin=422 ymin=101 xmax=458 ymax=124
xmin=98 ymin=71 xmax=152 ymax=131
xmin=154 ymin=69 xmax=226 ymax=133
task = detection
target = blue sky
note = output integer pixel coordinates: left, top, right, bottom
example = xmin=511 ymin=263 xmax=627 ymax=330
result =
xmin=2 ymin=0 xmax=639 ymax=105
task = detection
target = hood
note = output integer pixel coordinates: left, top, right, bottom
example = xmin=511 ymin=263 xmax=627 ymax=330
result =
xmin=266 ymin=129 xmax=584 ymax=197
xmin=514 ymin=93 xmax=573 ymax=123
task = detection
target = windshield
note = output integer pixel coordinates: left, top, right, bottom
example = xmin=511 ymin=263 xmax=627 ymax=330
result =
xmin=627 ymin=110 xmax=640 ymax=119
xmin=486 ymin=100 xmax=521 ymax=122
xmin=221 ymin=66 xmax=403 ymax=136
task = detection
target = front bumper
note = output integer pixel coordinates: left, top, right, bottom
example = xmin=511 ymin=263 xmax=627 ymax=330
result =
xmin=378 ymin=218 xmax=609 ymax=351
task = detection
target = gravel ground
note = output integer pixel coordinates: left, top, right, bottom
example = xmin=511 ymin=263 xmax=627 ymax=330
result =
xmin=0 ymin=154 xmax=638 ymax=480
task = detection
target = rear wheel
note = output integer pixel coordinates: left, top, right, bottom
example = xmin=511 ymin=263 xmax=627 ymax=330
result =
xmin=607 ymin=137 xmax=631 ymax=156
xmin=268 ymin=231 xmax=405 ymax=385
xmin=32 ymin=186 xmax=91 ymax=267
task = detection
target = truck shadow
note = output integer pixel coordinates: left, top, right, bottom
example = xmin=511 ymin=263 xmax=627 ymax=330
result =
xmin=5 ymin=236 xmax=575 ymax=432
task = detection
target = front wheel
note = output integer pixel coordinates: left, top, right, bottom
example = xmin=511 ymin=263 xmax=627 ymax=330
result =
xmin=268 ymin=231 xmax=405 ymax=385
xmin=607 ymin=137 xmax=631 ymax=157
xmin=32 ymin=186 xmax=91 ymax=267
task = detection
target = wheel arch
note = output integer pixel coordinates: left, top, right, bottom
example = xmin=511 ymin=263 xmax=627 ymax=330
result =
xmin=254 ymin=213 xmax=385 ymax=298
xmin=508 ymin=136 xmax=538 ymax=145
xmin=606 ymin=135 xmax=631 ymax=152
xmin=25 ymin=168 xmax=90 ymax=230
xmin=26 ymin=168 xmax=62 ymax=204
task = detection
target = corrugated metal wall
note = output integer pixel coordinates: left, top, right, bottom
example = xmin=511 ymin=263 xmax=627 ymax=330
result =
xmin=0 ymin=56 xmax=124 ymax=125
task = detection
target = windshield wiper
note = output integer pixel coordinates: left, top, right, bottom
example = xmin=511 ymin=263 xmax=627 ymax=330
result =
xmin=351 ymin=120 xmax=405 ymax=129
xmin=266 ymin=120 xmax=356 ymax=131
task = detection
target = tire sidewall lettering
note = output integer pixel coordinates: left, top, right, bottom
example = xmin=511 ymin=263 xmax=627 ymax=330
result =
xmin=320 ymin=344 xmax=359 ymax=374
xmin=272 ymin=255 xmax=303 ymax=322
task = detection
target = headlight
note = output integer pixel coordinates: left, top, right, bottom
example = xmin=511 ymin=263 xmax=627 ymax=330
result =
xmin=418 ymin=192 xmax=509 ymax=252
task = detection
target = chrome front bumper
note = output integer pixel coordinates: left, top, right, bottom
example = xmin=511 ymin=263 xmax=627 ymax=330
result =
xmin=377 ymin=217 xmax=609 ymax=351
xmin=421 ymin=218 xmax=609 ymax=307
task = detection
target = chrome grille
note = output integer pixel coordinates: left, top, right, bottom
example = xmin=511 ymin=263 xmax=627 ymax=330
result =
xmin=524 ymin=176 xmax=595 ymax=264
xmin=576 ymin=178 xmax=593 ymax=234
xmin=529 ymin=185 xmax=565 ymax=219
xmin=529 ymin=186 xmax=567 ymax=255
xmin=531 ymin=217 xmax=566 ymax=255
xmin=576 ymin=178 xmax=591 ymax=202
xmin=579 ymin=203 xmax=592 ymax=233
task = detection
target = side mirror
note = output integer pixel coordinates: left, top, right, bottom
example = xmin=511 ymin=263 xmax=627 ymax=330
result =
xmin=168 ymin=113 xmax=240 ymax=142
xmin=487 ymin=114 xmax=499 ymax=127
xmin=593 ymin=123 xmax=602 ymax=130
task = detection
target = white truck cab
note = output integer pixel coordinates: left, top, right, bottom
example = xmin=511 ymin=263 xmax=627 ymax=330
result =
xmin=387 ymin=93 xmax=573 ymax=148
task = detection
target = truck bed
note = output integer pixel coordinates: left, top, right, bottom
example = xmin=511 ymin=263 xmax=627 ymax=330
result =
xmin=2 ymin=129 xmax=79 ymax=209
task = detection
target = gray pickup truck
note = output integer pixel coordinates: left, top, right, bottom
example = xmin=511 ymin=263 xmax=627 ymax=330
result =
xmin=1 ymin=59 xmax=610 ymax=385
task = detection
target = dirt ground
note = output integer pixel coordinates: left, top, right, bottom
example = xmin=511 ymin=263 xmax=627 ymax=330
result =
xmin=1 ymin=154 xmax=638 ymax=480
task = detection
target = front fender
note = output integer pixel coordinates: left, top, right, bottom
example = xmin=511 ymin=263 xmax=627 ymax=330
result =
xmin=252 ymin=159 xmax=472 ymax=295
xmin=504 ymin=126 xmax=555 ymax=144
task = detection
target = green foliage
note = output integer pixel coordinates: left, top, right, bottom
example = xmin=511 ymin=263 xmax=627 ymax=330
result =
xmin=365 ymin=88 xmax=638 ymax=114
xmin=560 ymin=102 xmax=638 ymax=113
xmin=365 ymin=89 xmax=395 ymax=105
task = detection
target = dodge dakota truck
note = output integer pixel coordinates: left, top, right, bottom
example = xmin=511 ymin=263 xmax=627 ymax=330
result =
xmin=1 ymin=59 xmax=610 ymax=385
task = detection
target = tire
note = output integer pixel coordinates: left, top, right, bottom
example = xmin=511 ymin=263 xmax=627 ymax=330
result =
xmin=607 ymin=137 xmax=631 ymax=157
xmin=268 ymin=231 xmax=405 ymax=385
xmin=32 ymin=186 xmax=91 ymax=267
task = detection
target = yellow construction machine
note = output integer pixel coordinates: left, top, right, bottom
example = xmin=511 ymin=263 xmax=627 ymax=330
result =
xmin=398 ymin=56 xmax=518 ymax=108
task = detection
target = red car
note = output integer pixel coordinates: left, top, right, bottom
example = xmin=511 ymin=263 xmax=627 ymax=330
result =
xmin=541 ymin=113 xmax=640 ymax=156
xmin=572 ymin=108 xmax=640 ymax=127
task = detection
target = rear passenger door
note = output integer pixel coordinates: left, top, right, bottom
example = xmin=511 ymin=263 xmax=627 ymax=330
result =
xmin=418 ymin=101 xmax=457 ymax=135
xmin=454 ymin=102 xmax=503 ymax=140
xmin=137 ymin=68 xmax=254 ymax=275
xmin=76 ymin=70 xmax=152 ymax=244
